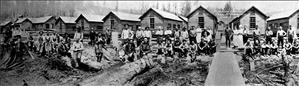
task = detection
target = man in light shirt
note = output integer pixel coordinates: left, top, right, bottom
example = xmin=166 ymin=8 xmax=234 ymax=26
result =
xmin=136 ymin=27 xmax=143 ymax=39
xmin=277 ymin=26 xmax=286 ymax=47
xmin=74 ymin=28 xmax=84 ymax=41
xmin=121 ymin=27 xmax=130 ymax=40
xmin=180 ymin=27 xmax=189 ymax=40
xmin=164 ymin=27 xmax=172 ymax=40
xmin=143 ymin=27 xmax=152 ymax=39
xmin=287 ymin=25 xmax=295 ymax=44
xmin=195 ymin=26 xmax=202 ymax=43
xmin=70 ymin=39 xmax=84 ymax=68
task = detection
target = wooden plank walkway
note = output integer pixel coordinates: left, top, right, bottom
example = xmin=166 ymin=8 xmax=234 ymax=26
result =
xmin=205 ymin=33 xmax=245 ymax=86
xmin=205 ymin=52 xmax=245 ymax=86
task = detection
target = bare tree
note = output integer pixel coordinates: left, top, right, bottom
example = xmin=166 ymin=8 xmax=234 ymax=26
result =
xmin=181 ymin=1 xmax=191 ymax=16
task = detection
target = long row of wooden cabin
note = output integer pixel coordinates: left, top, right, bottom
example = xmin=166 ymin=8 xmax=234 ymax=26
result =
xmin=0 ymin=6 xmax=298 ymax=36
xmin=0 ymin=6 xmax=218 ymax=36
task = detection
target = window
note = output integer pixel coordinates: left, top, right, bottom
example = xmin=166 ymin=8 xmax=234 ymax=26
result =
xmin=97 ymin=26 xmax=103 ymax=30
xmin=46 ymin=24 xmax=50 ymax=29
xmin=168 ymin=23 xmax=171 ymax=28
xmin=198 ymin=17 xmax=204 ymax=28
xmin=60 ymin=22 xmax=62 ymax=29
xmin=250 ymin=17 xmax=256 ymax=28
xmin=110 ymin=20 xmax=114 ymax=29
xmin=177 ymin=24 xmax=180 ymax=29
xmin=173 ymin=24 xmax=176 ymax=29
xmin=150 ymin=18 xmax=155 ymax=29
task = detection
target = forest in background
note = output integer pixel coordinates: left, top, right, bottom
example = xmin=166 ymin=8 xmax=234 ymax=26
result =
xmin=0 ymin=1 xmax=245 ymax=23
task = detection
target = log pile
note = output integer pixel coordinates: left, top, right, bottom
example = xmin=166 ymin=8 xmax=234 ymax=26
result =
xmin=77 ymin=56 xmax=155 ymax=86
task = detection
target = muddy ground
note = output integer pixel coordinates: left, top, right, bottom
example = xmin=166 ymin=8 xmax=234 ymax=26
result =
xmin=0 ymin=45 xmax=213 ymax=86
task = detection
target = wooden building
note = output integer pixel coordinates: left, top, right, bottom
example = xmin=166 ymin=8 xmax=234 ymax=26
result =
xmin=102 ymin=11 xmax=141 ymax=32
xmin=139 ymin=8 xmax=183 ymax=30
xmin=267 ymin=9 xmax=299 ymax=34
xmin=30 ymin=16 xmax=56 ymax=31
xmin=187 ymin=6 xmax=218 ymax=30
xmin=229 ymin=6 xmax=268 ymax=34
xmin=75 ymin=14 xmax=104 ymax=34
xmin=15 ymin=18 xmax=33 ymax=31
xmin=0 ymin=21 xmax=12 ymax=33
xmin=178 ymin=16 xmax=188 ymax=29
xmin=55 ymin=16 xmax=76 ymax=34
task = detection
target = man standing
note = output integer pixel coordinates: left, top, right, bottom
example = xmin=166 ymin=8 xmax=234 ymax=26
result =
xmin=181 ymin=27 xmax=189 ymax=41
xmin=89 ymin=28 xmax=96 ymax=45
xmin=164 ymin=27 xmax=172 ymax=41
xmin=287 ymin=25 xmax=295 ymax=44
xmin=74 ymin=28 xmax=84 ymax=41
xmin=195 ymin=26 xmax=202 ymax=43
xmin=70 ymin=39 xmax=84 ymax=68
xmin=121 ymin=26 xmax=130 ymax=42
xmin=277 ymin=26 xmax=286 ymax=47
xmin=143 ymin=27 xmax=152 ymax=44
xmin=189 ymin=26 xmax=197 ymax=44
xmin=265 ymin=27 xmax=273 ymax=44
xmin=225 ymin=27 xmax=233 ymax=48
xmin=136 ymin=27 xmax=143 ymax=46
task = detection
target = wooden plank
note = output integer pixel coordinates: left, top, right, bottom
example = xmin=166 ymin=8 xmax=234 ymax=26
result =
xmin=205 ymin=52 xmax=246 ymax=86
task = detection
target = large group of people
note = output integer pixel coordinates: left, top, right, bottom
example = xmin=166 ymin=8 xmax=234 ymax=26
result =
xmin=225 ymin=25 xmax=299 ymax=59
xmin=117 ymin=25 xmax=217 ymax=63
xmin=6 ymin=23 xmax=299 ymax=69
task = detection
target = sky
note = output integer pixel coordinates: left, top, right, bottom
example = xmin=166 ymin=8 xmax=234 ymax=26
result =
xmin=89 ymin=1 xmax=299 ymax=14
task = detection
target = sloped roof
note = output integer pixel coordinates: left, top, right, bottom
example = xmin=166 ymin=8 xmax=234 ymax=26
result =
xmin=186 ymin=6 xmax=218 ymax=20
xmin=267 ymin=9 xmax=299 ymax=21
xmin=139 ymin=8 xmax=183 ymax=22
xmin=29 ymin=16 xmax=54 ymax=24
xmin=16 ymin=18 xmax=31 ymax=24
xmin=0 ymin=21 xmax=12 ymax=26
xmin=103 ymin=11 xmax=140 ymax=22
xmin=178 ymin=16 xmax=188 ymax=22
xmin=75 ymin=14 xmax=104 ymax=23
xmin=230 ymin=6 xmax=268 ymax=24
xmin=59 ymin=16 xmax=76 ymax=23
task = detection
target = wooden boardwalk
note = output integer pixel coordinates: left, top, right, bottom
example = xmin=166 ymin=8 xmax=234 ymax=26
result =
xmin=205 ymin=34 xmax=245 ymax=86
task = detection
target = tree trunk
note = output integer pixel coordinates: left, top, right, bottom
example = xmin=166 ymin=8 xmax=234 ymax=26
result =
xmin=78 ymin=57 xmax=155 ymax=86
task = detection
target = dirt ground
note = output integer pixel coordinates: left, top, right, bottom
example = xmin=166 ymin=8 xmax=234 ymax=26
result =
xmin=0 ymin=46 xmax=214 ymax=86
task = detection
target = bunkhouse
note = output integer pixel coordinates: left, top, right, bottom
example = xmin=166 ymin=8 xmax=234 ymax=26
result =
xmin=139 ymin=8 xmax=183 ymax=30
xmin=55 ymin=16 xmax=77 ymax=34
xmin=229 ymin=6 xmax=268 ymax=34
xmin=15 ymin=18 xmax=33 ymax=31
xmin=30 ymin=16 xmax=56 ymax=31
xmin=178 ymin=15 xmax=188 ymax=29
xmin=187 ymin=6 xmax=218 ymax=30
xmin=102 ymin=11 xmax=141 ymax=32
xmin=0 ymin=21 xmax=12 ymax=33
xmin=267 ymin=9 xmax=299 ymax=34
xmin=75 ymin=14 xmax=104 ymax=34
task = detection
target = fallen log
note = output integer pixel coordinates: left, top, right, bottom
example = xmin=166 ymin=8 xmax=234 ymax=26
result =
xmin=77 ymin=57 xmax=155 ymax=86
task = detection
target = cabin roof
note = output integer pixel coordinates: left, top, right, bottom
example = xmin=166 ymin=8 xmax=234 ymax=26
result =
xmin=139 ymin=8 xmax=183 ymax=22
xmin=59 ymin=16 xmax=76 ymax=23
xmin=29 ymin=16 xmax=54 ymax=24
xmin=186 ymin=6 xmax=217 ymax=20
xmin=103 ymin=11 xmax=140 ymax=22
xmin=75 ymin=14 xmax=104 ymax=23
xmin=267 ymin=9 xmax=299 ymax=21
